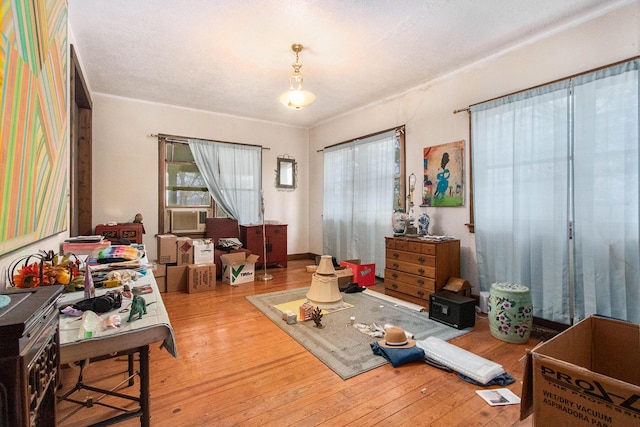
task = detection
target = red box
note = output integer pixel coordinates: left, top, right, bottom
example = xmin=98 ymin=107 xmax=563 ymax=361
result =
xmin=339 ymin=259 xmax=375 ymax=287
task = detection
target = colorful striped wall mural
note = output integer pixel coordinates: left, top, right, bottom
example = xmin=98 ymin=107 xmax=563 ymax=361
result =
xmin=0 ymin=0 xmax=68 ymax=256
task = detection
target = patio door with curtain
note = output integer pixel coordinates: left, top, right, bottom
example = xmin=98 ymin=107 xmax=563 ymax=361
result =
xmin=323 ymin=130 xmax=396 ymax=277
xmin=472 ymin=58 xmax=639 ymax=325
xmin=188 ymin=138 xmax=262 ymax=225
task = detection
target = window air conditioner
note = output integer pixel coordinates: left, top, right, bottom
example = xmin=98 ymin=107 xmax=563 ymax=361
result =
xmin=169 ymin=208 xmax=210 ymax=233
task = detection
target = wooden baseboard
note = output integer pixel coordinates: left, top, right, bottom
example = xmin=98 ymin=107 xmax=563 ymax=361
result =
xmin=287 ymin=253 xmax=317 ymax=261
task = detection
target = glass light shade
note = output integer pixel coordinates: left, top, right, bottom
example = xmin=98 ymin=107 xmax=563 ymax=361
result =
xmin=279 ymin=89 xmax=316 ymax=109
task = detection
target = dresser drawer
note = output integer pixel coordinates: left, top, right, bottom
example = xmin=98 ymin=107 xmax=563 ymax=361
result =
xmin=386 ymin=238 xmax=424 ymax=253
xmin=384 ymin=268 xmax=436 ymax=291
xmin=420 ymin=243 xmax=437 ymax=255
xmin=384 ymin=279 xmax=433 ymax=301
xmin=386 ymin=250 xmax=435 ymax=267
xmin=385 ymin=258 xmax=436 ymax=277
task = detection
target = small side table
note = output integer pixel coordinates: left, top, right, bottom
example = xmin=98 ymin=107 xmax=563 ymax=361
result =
xmin=488 ymin=282 xmax=533 ymax=343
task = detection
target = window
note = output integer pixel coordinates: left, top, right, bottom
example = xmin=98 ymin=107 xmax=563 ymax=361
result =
xmin=159 ymin=136 xmax=263 ymax=233
xmin=165 ymin=142 xmax=211 ymax=207
xmin=159 ymin=138 xmax=216 ymax=235
xmin=471 ymin=58 xmax=639 ymax=324
xmin=323 ymin=127 xmax=405 ymax=277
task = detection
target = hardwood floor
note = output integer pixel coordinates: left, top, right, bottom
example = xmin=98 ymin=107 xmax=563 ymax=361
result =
xmin=57 ymin=260 xmax=536 ymax=426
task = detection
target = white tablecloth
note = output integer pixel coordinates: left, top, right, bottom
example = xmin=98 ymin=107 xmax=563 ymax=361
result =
xmin=58 ymin=269 xmax=177 ymax=361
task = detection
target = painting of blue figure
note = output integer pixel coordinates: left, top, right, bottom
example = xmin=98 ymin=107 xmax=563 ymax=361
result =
xmin=422 ymin=140 xmax=464 ymax=207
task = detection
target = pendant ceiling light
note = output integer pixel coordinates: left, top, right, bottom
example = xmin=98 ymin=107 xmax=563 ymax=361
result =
xmin=279 ymin=43 xmax=316 ymax=110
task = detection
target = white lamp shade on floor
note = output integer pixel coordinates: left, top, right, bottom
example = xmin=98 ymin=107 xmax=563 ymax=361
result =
xmin=306 ymin=255 xmax=344 ymax=309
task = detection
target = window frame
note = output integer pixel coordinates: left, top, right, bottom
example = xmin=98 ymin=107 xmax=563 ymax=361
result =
xmin=158 ymin=136 xmax=216 ymax=235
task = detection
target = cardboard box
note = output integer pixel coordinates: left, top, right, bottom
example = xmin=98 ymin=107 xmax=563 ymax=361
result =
xmin=339 ymin=259 xmax=376 ymax=287
xmin=166 ymin=264 xmax=188 ymax=292
xmin=157 ymin=234 xmax=177 ymax=264
xmin=520 ymin=315 xmax=640 ymax=426
xmin=334 ymin=267 xmax=353 ymax=286
xmin=152 ymin=261 xmax=166 ymax=278
xmin=176 ymin=237 xmax=194 ymax=266
xmin=220 ymin=252 xmax=260 ymax=286
xmin=193 ymin=239 xmax=214 ymax=264
xmin=187 ymin=263 xmax=216 ymax=293
xmin=155 ymin=276 xmax=167 ymax=292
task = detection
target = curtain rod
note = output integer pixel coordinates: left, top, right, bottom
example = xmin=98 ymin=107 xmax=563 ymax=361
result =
xmin=453 ymin=55 xmax=640 ymax=114
xmin=148 ymin=133 xmax=270 ymax=150
xmin=316 ymin=125 xmax=405 ymax=153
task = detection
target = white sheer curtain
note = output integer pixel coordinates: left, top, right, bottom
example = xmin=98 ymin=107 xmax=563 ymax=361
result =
xmin=472 ymin=82 xmax=572 ymax=324
xmin=572 ymin=60 xmax=640 ymax=323
xmin=472 ymin=58 xmax=640 ymax=325
xmin=188 ymin=139 xmax=261 ymax=225
xmin=323 ymin=130 xmax=396 ymax=276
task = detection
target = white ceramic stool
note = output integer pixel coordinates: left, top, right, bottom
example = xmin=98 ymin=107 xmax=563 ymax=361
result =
xmin=488 ymin=282 xmax=533 ymax=343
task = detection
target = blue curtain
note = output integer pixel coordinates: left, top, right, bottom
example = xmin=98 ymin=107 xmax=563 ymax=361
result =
xmin=471 ymin=58 xmax=639 ymax=324
xmin=188 ymin=139 xmax=261 ymax=225
xmin=572 ymin=60 xmax=640 ymax=322
xmin=323 ymin=130 xmax=396 ymax=276
xmin=471 ymin=81 xmax=572 ymax=324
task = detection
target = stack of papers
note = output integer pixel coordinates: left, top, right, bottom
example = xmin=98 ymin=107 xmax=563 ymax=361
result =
xmin=419 ymin=235 xmax=456 ymax=242
xmin=475 ymin=389 xmax=521 ymax=406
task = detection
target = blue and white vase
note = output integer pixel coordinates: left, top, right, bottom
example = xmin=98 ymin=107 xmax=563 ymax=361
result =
xmin=417 ymin=212 xmax=430 ymax=235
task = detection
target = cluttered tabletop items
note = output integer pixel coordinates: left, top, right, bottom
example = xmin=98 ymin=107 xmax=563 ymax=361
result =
xmin=4 ymin=241 xmax=178 ymax=359
xmin=54 ymin=243 xmax=177 ymax=358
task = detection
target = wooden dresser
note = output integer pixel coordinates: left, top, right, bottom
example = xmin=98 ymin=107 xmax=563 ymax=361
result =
xmin=240 ymin=224 xmax=288 ymax=268
xmin=384 ymin=237 xmax=460 ymax=308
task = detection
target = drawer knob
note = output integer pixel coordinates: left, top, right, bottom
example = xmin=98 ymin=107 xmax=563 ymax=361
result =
xmin=417 ymin=279 xmax=424 ymax=285
xmin=417 ymin=290 xmax=425 ymax=297
xmin=392 ymin=263 xmax=399 ymax=269
xmin=391 ymin=284 xmax=398 ymax=289
xmin=393 ymin=252 xmax=399 ymax=259
xmin=392 ymin=273 xmax=398 ymax=279
xmin=418 ymin=256 xmax=425 ymax=263
xmin=418 ymin=268 xmax=425 ymax=274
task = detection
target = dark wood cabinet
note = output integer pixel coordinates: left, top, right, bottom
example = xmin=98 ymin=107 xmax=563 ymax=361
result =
xmin=240 ymin=224 xmax=287 ymax=268
xmin=95 ymin=223 xmax=145 ymax=243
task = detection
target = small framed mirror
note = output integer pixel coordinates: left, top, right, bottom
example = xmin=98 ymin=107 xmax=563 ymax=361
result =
xmin=276 ymin=156 xmax=296 ymax=189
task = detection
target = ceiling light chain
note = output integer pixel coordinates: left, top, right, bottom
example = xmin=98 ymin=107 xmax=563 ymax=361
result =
xmin=279 ymin=43 xmax=316 ymax=110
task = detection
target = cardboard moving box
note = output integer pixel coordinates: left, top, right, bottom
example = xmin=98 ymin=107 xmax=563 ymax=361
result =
xmin=152 ymin=262 xmax=166 ymax=278
xmin=157 ymin=234 xmax=177 ymax=264
xmin=520 ymin=315 xmax=640 ymax=426
xmin=176 ymin=237 xmax=194 ymax=266
xmin=187 ymin=263 xmax=216 ymax=293
xmin=166 ymin=264 xmax=188 ymax=293
xmin=193 ymin=239 xmax=214 ymax=264
xmin=220 ymin=252 xmax=260 ymax=286
xmin=334 ymin=267 xmax=353 ymax=286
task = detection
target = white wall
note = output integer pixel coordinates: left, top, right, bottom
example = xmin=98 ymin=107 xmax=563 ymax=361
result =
xmin=308 ymin=2 xmax=639 ymax=293
xmin=2 ymin=2 xmax=637 ymax=291
xmin=91 ymin=95 xmax=310 ymax=262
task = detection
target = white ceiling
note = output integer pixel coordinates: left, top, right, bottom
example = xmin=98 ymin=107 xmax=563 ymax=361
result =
xmin=68 ymin=0 xmax=628 ymax=128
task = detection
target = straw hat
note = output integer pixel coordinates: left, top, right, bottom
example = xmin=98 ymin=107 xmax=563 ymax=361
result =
xmin=378 ymin=326 xmax=416 ymax=348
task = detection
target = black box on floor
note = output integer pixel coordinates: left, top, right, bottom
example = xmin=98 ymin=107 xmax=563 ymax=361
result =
xmin=429 ymin=291 xmax=475 ymax=329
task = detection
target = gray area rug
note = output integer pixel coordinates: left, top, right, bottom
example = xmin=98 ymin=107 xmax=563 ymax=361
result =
xmin=246 ymin=287 xmax=471 ymax=379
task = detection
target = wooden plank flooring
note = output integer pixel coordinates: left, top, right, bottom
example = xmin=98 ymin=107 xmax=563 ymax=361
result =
xmin=57 ymin=260 xmax=535 ymax=426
